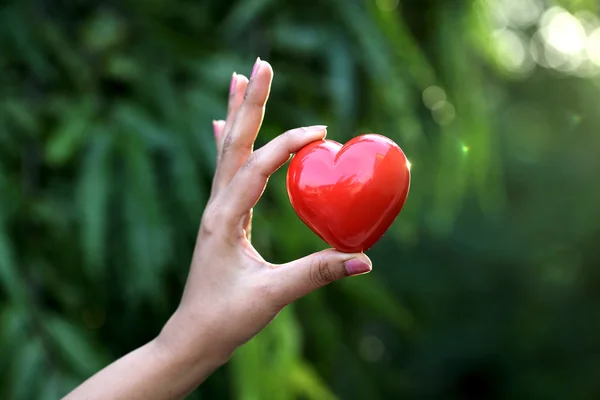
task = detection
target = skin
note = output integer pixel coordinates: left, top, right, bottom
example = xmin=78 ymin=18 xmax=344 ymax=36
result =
xmin=65 ymin=58 xmax=372 ymax=400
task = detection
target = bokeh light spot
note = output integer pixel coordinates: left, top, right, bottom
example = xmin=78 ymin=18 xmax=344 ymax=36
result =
xmin=422 ymin=86 xmax=446 ymax=109
xmin=540 ymin=7 xmax=587 ymax=55
xmin=359 ymin=335 xmax=385 ymax=362
xmin=587 ymin=28 xmax=600 ymax=66
xmin=497 ymin=0 xmax=543 ymax=28
xmin=544 ymin=45 xmax=570 ymax=69
xmin=432 ymin=102 xmax=456 ymax=125
xmin=82 ymin=307 xmax=106 ymax=330
xmin=493 ymin=28 xmax=534 ymax=73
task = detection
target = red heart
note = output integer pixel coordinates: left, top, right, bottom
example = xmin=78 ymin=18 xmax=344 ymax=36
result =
xmin=286 ymin=134 xmax=411 ymax=253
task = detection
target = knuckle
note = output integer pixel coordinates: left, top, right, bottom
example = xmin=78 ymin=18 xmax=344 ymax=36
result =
xmin=240 ymin=152 xmax=258 ymax=172
xmin=241 ymin=152 xmax=269 ymax=179
xmin=222 ymin=133 xmax=233 ymax=154
xmin=309 ymin=256 xmax=335 ymax=287
xmin=243 ymin=90 xmax=264 ymax=108
xmin=280 ymin=129 xmax=297 ymax=142
xmin=278 ymin=129 xmax=302 ymax=149
xmin=200 ymin=205 xmax=223 ymax=236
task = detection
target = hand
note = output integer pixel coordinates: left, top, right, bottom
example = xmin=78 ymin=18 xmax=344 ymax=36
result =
xmin=159 ymin=58 xmax=372 ymax=361
xmin=65 ymin=58 xmax=372 ymax=400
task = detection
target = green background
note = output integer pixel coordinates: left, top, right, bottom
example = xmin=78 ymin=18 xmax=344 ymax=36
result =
xmin=2 ymin=0 xmax=600 ymax=398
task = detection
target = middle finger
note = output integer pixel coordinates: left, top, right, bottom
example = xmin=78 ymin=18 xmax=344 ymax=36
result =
xmin=213 ymin=58 xmax=273 ymax=195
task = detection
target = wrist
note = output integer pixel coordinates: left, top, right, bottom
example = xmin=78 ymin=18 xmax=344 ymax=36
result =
xmin=156 ymin=309 xmax=235 ymax=369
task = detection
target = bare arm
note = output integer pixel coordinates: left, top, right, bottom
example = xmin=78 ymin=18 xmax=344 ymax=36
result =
xmin=64 ymin=334 xmax=227 ymax=400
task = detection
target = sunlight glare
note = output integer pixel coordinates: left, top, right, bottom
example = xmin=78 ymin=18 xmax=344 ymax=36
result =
xmin=587 ymin=28 xmax=600 ymax=66
xmin=540 ymin=7 xmax=587 ymax=55
xmin=493 ymin=29 xmax=533 ymax=73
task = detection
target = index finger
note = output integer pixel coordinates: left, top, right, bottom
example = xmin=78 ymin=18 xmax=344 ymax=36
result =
xmin=220 ymin=125 xmax=328 ymax=227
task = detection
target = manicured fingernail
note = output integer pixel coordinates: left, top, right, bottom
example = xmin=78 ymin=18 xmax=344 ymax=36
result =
xmin=250 ymin=57 xmax=261 ymax=79
xmin=344 ymin=259 xmax=372 ymax=276
xmin=305 ymin=125 xmax=327 ymax=131
xmin=212 ymin=120 xmax=218 ymax=136
xmin=229 ymin=72 xmax=237 ymax=95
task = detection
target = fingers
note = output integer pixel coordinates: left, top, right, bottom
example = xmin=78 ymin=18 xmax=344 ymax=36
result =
xmin=268 ymin=249 xmax=372 ymax=305
xmin=220 ymin=73 xmax=249 ymax=154
xmin=222 ymin=125 xmax=327 ymax=225
xmin=213 ymin=120 xmax=226 ymax=153
xmin=210 ymin=73 xmax=249 ymax=200
xmin=213 ymin=58 xmax=273 ymax=194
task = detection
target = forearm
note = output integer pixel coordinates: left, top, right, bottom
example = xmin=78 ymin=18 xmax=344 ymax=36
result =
xmin=64 ymin=328 xmax=231 ymax=400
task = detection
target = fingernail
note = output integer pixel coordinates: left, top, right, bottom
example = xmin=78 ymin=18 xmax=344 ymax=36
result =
xmin=306 ymin=125 xmax=328 ymax=131
xmin=212 ymin=120 xmax=218 ymax=136
xmin=344 ymin=259 xmax=372 ymax=276
xmin=229 ymin=72 xmax=237 ymax=95
xmin=250 ymin=57 xmax=261 ymax=79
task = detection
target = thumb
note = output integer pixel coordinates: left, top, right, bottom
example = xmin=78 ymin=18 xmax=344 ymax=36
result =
xmin=270 ymin=249 xmax=372 ymax=305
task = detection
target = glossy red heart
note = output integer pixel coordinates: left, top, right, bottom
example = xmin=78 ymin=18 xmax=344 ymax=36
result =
xmin=286 ymin=134 xmax=411 ymax=253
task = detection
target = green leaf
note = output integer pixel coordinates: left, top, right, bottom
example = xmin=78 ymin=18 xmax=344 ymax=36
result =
xmin=221 ymin=0 xmax=276 ymax=38
xmin=289 ymin=360 xmax=338 ymax=400
xmin=326 ymin=37 xmax=357 ymax=133
xmin=81 ymin=9 xmax=127 ymax=52
xmin=168 ymin=139 xmax=206 ymax=221
xmin=114 ymin=102 xmax=172 ymax=149
xmin=0 ymin=222 xmax=27 ymax=305
xmin=9 ymin=336 xmax=44 ymax=400
xmin=2 ymin=5 xmax=54 ymax=81
xmin=42 ymin=314 xmax=107 ymax=377
xmin=3 ymin=99 xmax=40 ymax=136
xmin=231 ymin=308 xmax=302 ymax=400
xmin=0 ymin=305 xmax=28 ymax=372
xmin=39 ymin=19 xmax=91 ymax=87
xmin=119 ymin=130 xmax=171 ymax=300
xmin=39 ymin=371 xmax=64 ymax=400
xmin=77 ymin=128 xmax=112 ymax=278
xmin=271 ymin=21 xmax=327 ymax=53
xmin=341 ymin=276 xmax=416 ymax=334
xmin=46 ymin=97 xmax=96 ymax=166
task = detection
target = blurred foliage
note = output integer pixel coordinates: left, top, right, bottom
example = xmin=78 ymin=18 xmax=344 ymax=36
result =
xmin=2 ymin=0 xmax=600 ymax=399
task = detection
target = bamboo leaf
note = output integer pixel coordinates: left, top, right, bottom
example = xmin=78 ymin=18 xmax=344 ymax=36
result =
xmin=3 ymin=99 xmax=40 ymax=136
xmin=77 ymin=128 xmax=112 ymax=278
xmin=39 ymin=371 xmax=64 ymax=400
xmin=119 ymin=123 xmax=172 ymax=299
xmin=114 ymin=102 xmax=173 ymax=149
xmin=290 ymin=360 xmax=338 ymax=400
xmin=46 ymin=97 xmax=96 ymax=166
xmin=0 ymin=222 xmax=27 ymax=306
xmin=42 ymin=314 xmax=107 ymax=377
xmin=9 ymin=336 xmax=44 ymax=400
xmin=168 ymin=139 xmax=206 ymax=222
xmin=221 ymin=0 xmax=276 ymax=38
xmin=340 ymin=276 xmax=416 ymax=334
xmin=0 ymin=305 xmax=28 ymax=372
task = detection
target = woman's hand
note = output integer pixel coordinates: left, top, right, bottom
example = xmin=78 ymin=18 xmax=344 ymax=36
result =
xmin=65 ymin=58 xmax=371 ymax=400
xmin=161 ymin=57 xmax=372 ymax=361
